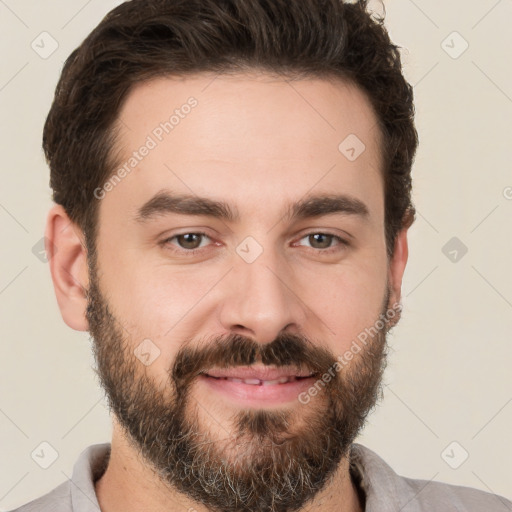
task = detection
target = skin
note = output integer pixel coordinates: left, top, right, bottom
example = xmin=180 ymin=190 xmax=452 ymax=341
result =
xmin=45 ymin=72 xmax=409 ymax=512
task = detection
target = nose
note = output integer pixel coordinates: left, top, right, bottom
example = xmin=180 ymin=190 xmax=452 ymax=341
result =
xmin=218 ymin=248 xmax=306 ymax=345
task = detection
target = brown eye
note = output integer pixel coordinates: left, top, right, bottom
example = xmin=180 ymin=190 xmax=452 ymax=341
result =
xmin=161 ymin=231 xmax=218 ymax=257
xmin=308 ymin=233 xmax=335 ymax=249
xmin=175 ymin=233 xmax=205 ymax=250
xmin=295 ymin=232 xmax=349 ymax=254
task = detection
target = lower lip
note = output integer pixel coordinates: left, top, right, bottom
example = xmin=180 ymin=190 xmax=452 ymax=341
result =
xmin=198 ymin=374 xmax=316 ymax=407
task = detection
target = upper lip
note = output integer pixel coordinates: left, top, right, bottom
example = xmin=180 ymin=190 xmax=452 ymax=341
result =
xmin=202 ymin=365 xmax=316 ymax=381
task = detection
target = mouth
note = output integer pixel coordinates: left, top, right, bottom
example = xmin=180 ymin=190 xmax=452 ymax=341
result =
xmin=198 ymin=365 xmax=319 ymax=406
xmin=202 ymin=364 xmax=317 ymax=381
xmin=205 ymin=375 xmax=314 ymax=386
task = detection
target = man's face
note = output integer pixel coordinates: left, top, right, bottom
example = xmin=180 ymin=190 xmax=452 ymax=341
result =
xmin=86 ymin=73 xmax=401 ymax=511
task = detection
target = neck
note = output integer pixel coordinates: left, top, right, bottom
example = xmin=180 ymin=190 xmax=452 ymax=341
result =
xmin=95 ymin=422 xmax=364 ymax=512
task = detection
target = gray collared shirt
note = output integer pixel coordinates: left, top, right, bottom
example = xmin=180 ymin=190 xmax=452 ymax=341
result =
xmin=10 ymin=442 xmax=512 ymax=511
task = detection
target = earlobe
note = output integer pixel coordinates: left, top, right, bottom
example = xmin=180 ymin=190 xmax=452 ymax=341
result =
xmin=45 ymin=204 xmax=90 ymax=331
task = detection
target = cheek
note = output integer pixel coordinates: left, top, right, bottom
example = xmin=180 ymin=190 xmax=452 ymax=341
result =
xmin=101 ymin=261 xmax=225 ymax=371
xmin=296 ymin=258 xmax=388 ymax=352
xmin=101 ymin=247 xmax=220 ymax=324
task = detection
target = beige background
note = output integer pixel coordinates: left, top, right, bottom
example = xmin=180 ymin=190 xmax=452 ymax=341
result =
xmin=1 ymin=0 xmax=511 ymax=508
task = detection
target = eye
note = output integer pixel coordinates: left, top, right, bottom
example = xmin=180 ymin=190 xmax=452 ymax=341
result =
xmin=295 ymin=232 xmax=349 ymax=253
xmin=163 ymin=232 xmax=212 ymax=253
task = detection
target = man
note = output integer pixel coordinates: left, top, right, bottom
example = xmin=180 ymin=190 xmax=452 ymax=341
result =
xmin=12 ymin=0 xmax=511 ymax=511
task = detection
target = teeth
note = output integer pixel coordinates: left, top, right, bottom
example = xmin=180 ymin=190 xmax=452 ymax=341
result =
xmin=222 ymin=376 xmax=299 ymax=385
xmin=242 ymin=378 xmax=262 ymax=385
xmin=206 ymin=374 xmax=313 ymax=385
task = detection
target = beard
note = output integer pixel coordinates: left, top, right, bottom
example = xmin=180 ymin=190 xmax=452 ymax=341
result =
xmin=85 ymin=249 xmax=398 ymax=512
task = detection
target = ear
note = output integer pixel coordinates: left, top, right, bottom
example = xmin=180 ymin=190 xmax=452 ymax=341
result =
xmin=387 ymin=227 xmax=409 ymax=319
xmin=45 ymin=204 xmax=89 ymax=331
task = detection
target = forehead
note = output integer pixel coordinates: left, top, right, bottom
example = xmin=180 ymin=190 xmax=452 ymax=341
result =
xmin=103 ymin=72 xmax=384 ymax=224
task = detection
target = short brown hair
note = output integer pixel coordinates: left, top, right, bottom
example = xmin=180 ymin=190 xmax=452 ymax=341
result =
xmin=43 ymin=0 xmax=417 ymax=259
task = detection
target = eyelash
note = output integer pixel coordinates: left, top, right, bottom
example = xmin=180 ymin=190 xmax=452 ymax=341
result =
xmin=161 ymin=231 xmax=350 ymax=256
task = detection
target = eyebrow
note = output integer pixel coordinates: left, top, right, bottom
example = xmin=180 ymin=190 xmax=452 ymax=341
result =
xmin=134 ymin=189 xmax=370 ymax=224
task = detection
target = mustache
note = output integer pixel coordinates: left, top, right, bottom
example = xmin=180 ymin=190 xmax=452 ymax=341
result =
xmin=171 ymin=332 xmax=338 ymax=392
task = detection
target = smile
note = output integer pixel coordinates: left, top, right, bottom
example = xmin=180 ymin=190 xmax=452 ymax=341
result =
xmin=206 ymin=375 xmax=312 ymax=386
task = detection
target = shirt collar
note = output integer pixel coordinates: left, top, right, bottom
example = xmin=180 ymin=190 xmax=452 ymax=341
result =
xmin=350 ymin=442 xmax=421 ymax=512
xmin=70 ymin=443 xmax=110 ymax=512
